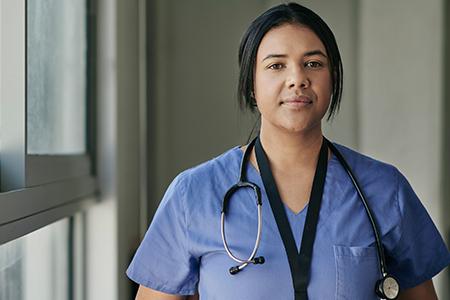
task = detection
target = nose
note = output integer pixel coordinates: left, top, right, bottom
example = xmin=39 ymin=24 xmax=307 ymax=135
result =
xmin=286 ymin=65 xmax=310 ymax=90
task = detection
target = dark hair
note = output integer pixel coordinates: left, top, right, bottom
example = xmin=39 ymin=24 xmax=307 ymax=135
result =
xmin=237 ymin=2 xmax=343 ymax=121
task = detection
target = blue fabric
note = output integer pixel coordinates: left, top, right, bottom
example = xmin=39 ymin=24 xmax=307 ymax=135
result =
xmin=126 ymin=143 xmax=450 ymax=299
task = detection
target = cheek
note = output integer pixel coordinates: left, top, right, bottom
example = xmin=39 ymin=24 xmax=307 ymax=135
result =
xmin=254 ymin=73 xmax=283 ymax=99
xmin=316 ymin=73 xmax=333 ymax=99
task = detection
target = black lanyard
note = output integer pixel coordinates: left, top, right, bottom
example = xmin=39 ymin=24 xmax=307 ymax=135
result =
xmin=254 ymin=137 xmax=329 ymax=300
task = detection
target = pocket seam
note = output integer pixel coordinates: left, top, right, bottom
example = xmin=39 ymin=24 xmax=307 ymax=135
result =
xmin=333 ymin=245 xmax=378 ymax=300
xmin=333 ymin=245 xmax=378 ymax=257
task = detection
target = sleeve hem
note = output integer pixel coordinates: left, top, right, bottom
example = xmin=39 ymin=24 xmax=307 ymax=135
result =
xmin=399 ymin=255 xmax=450 ymax=290
xmin=126 ymin=269 xmax=197 ymax=295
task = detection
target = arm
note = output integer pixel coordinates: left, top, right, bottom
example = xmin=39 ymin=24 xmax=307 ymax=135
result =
xmin=397 ymin=280 xmax=437 ymax=300
xmin=135 ymin=285 xmax=199 ymax=300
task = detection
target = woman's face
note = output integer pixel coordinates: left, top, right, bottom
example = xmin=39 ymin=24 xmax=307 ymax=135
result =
xmin=254 ymin=23 xmax=332 ymax=135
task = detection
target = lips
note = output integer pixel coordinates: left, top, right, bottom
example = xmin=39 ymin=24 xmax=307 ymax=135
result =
xmin=281 ymin=95 xmax=313 ymax=106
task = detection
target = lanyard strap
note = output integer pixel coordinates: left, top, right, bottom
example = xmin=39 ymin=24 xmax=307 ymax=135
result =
xmin=254 ymin=136 xmax=329 ymax=300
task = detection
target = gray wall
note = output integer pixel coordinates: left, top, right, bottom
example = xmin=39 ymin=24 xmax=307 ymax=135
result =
xmin=150 ymin=0 xmax=267 ymax=202
xmin=150 ymin=0 xmax=361 ymax=206
xmin=150 ymin=0 xmax=360 ymax=198
xmin=444 ymin=0 xmax=450 ymax=297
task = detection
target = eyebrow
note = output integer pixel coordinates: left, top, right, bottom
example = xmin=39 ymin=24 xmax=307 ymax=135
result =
xmin=262 ymin=50 xmax=328 ymax=62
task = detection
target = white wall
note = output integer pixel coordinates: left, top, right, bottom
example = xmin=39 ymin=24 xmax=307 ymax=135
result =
xmin=359 ymin=0 xmax=444 ymax=226
xmin=87 ymin=0 xmax=143 ymax=299
xmin=86 ymin=0 xmax=117 ymax=299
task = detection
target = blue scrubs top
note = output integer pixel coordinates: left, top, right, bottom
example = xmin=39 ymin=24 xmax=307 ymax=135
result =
xmin=126 ymin=143 xmax=450 ymax=299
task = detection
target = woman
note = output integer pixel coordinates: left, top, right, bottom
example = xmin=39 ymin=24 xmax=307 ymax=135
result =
xmin=127 ymin=3 xmax=450 ymax=299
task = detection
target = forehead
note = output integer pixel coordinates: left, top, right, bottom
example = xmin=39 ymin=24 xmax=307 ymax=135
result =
xmin=256 ymin=23 xmax=326 ymax=59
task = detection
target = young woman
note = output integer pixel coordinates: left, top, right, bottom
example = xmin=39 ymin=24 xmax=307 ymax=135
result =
xmin=127 ymin=3 xmax=450 ymax=299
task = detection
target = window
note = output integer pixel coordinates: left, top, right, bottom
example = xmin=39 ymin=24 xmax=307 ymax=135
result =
xmin=0 ymin=218 xmax=70 ymax=300
xmin=0 ymin=0 xmax=97 ymax=299
xmin=27 ymin=0 xmax=87 ymax=155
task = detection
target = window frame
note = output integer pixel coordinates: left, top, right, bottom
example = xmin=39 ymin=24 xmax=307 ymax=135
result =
xmin=0 ymin=0 xmax=97 ymax=245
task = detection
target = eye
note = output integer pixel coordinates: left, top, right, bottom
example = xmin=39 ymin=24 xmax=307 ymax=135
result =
xmin=305 ymin=61 xmax=323 ymax=69
xmin=267 ymin=63 xmax=285 ymax=70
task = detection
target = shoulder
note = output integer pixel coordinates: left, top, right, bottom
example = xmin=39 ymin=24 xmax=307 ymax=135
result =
xmin=330 ymin=142 xmax=400 ymax=185
xmin=329 ymin=142 xmax=405 ymax=227
xmin=155 ymin=145 xmax=242 ymax=215
xmin=170 ymin=145 xmax=242 ymax=194
xmin=161 ymin=145 xmax=243 ymax=221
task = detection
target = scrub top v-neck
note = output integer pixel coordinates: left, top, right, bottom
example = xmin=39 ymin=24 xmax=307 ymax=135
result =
xmin=126 ymin=144 xmax=450 ymax=300
xmin=254 ymin=137 xmax=329 ymax=300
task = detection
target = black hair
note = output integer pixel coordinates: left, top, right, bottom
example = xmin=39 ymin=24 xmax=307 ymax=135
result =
xmin=237 ymin=2 xmax=343 ymax=121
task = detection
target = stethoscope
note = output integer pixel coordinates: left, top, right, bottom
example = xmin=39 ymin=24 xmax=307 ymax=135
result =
xmin=220 ymin=136 xmax=400 ymax=300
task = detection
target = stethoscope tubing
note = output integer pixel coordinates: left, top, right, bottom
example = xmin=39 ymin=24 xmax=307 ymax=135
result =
xmin=221 ymin=136 xmax=399 ymax=298
xmin=221 ymin=137 xmax=388 ymax=277
xmin=326 ymin=140 xmax=388 ymax=276
xmin=220 ymin=201 xmax=263 ymax=265
xmin=221 ymin=138 xmax=263 ymax=270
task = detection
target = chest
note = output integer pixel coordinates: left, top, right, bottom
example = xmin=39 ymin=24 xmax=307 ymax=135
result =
xmin=186 ymin=153 xmax=399 ymax=299
xmin=191 ymin=186 xmax=381 ymax=300
xmin=272 ymin=169 xmax=315 ymax=214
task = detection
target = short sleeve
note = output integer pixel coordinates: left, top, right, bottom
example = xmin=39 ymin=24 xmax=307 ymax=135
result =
xmin=388 ymin=170 xmax=450 ymax=289
xmin=126 ymin=174 xmax=199 ymax=295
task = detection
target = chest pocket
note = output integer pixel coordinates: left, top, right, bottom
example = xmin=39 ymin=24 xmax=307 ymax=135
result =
xmin=333 ymin=245 xmax=380 ymax=300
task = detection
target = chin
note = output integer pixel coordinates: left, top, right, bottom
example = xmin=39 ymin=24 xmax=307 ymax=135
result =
xmin=279 ymin=121 xmax=321 ymax=135
xmin=281 ymin=124 xmax=311 ymax=134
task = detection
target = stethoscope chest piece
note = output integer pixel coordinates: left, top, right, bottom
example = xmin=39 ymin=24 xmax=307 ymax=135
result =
xmin=376 ymin=275 xmax=400 ymax=299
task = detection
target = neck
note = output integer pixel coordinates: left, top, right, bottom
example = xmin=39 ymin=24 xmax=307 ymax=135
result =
xmin=258 ymin=124 xmax=324 ymax=173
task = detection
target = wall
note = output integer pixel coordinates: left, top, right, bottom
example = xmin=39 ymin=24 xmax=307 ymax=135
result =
xmin=150 ymin=1 xmax=359 ymax=203
xmin=86 ymin=0 xmax=117 ymax=299
xmin=266 ymin=0 xmax=360 ymax=148
xmin=86 ymin=1 xmax=142 ymax=300
xmin=444 ymin=0 xmax=450 ymax=295
xmin=150 ymin=0 xmax=268 ymax=202
xmin=358 ymin=0 xmax=448 ymax=297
